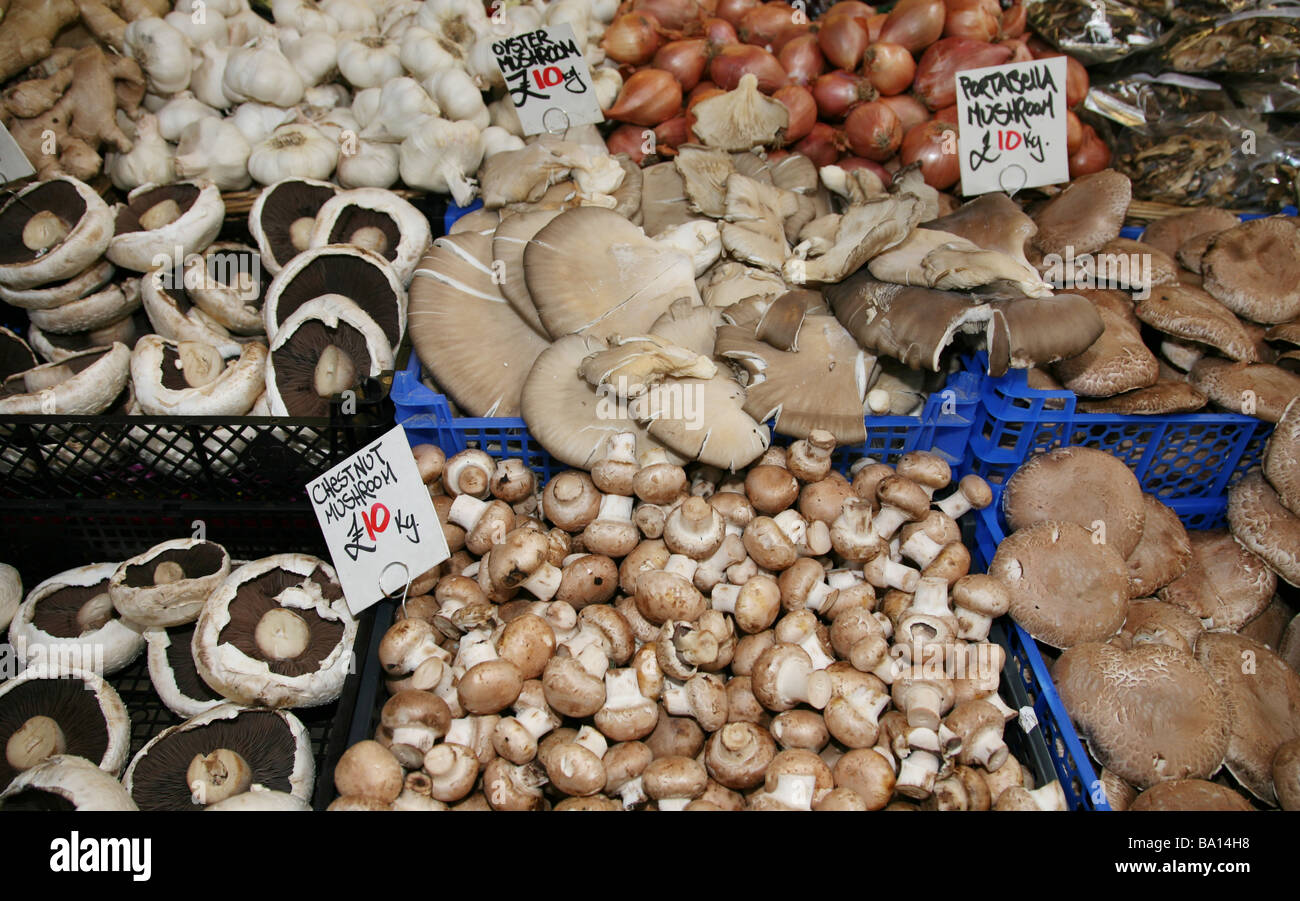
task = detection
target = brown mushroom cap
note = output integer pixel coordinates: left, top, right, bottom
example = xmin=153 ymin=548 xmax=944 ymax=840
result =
xmin=1032 ymin=169 xmax=1132 ymax=257
xmin=1190 ymin=358 xmax=1300 ymax=423
xmin=1158 ymin=530 xmax=1276 ymax=631
xmin=1135 ymin=284 xmax=1260 ymax=363
xmin=1140 ymin=208 xmax=1241 ymax=260
xmin=989 ymin=521 xmax=1130 ymax=649
xmin=1194 ymin=631 xmax=1300 ymax=804
xmin=1076 ymin=380 xmax=1208 ymax=415
xmin=1052 ymin=641 xmax=1229 ymax=789
xmin=1128 ymin=779 xmax=1254 ymax=811
xmin=1052 ymin=305 xmax=1159 ymax=398
xmin=983 ymin=292 xmax=1109 ymax=378
xmin=1116 ymin=600 xmax=1203 ymax=656
xmin=1002 ymin=447 xmax=1147 ymax=559
xmin=1265 ymin=397 xmax=1300 ymax=516
xmin=1201 ymin=218 xmax=1300 ymax=325
xmin=248 ymin=177 xmax=339 ymax=275
xmin=1125 ymin=495 xmax=1192 ymax=598
xmin=1274 ymin=738 xmax=1300 ymax=811
xmin=1227 ymin=472 xmax=1300 ymax=587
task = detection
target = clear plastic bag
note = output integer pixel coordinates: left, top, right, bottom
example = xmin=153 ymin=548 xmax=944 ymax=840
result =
xmin=1084 ymin=72 xmax=1235 ymax=129
xmin=1226 ymin=60 xmax=1300 ymax=113
xmin=1160 ymin=7 xmax=1300 ymax=73
xmin=1124 ymin=0 xmax=1263 ymax=24
xmin=1025 ymin=0 xmax=1165 ymax=64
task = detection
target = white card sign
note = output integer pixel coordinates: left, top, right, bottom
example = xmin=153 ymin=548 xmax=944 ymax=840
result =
xmin=0 ymin=122 xmax=36 ymax=185
xmin=954 ymin=56 xmax=1069 ymax=197
xmin=492 ymin=24 xmax=604 ymax=136
xmin=308 ymin=425 xmax=449 ymax=616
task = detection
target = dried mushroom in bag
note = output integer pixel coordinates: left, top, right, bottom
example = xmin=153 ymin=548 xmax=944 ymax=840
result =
xmin=1226 ymin=60 xmax=1300 ymax=115
xmin=1161 ymin=9 xmax=1300 ymax=74
xmin=1084 ymin=73 xmax=1234 ymax=129
xmin=1026 ymin=0 xmax=1164 ymax=65
xmin=1124 ymin=0 xmax=1258 ymax=25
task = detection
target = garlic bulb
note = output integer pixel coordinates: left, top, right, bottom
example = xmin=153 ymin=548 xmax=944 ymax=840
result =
xmin=428 ymin=68 xmax=489 ymax=129
xmin=191 ymin=45 xmax=232 ymax=110
xmin=487 ymin=98 xmax=524 ymax=138
xmin=272 ymin=0 xmax=341 ymax=34
xmin=465 ymin=38 xmax=506 ymax=91
xmin=107 ymin=114 xmax=175 ymax=191
xmin=481 ymin=125 xmax=525 ymax=158
xmin=304 ymin=84 xmax=351 ymax=110
xmin=175 ymin=118 xmax=252 ymax=190
xmin=157 ymin=93 xmax=220 ymax=142
xmin=227 ymin=8 xmax=277 ymax=44
xmin=546 ymin=0 xmax=591 ymax=38
xmin=227 ymin=102 xmax=297 ymax=145
xmin=593 ymin=67 xmax=623 ymax=112
xmin=351 ymin=87 xmax=382 ymax=128
xmin=337 ymin=34 xmax=403 ymax=89
xmin=337 ymin=139 xmax=400 ymax=188
xmin=321 ymin=0 xmax=377 ymax=32
xmin=382 ymin=0 xmax=423 ymax=37
xmin=177 ymin=0 xmax=248 ymax=16
xmin=224 ymin=37 xmax=305 ymax=108
xmin=311 ymin=106 xmax=359 ymax=144
xmin=398 ymin=26 xmax=462 ymax=77
xmin=164 ymin=9 xmax=228 ymax=48
xmin=399 ymin=117 xmax=483 ymax=207
xmin=417 ymin=0 xmax=489 ymax=56
xmin=591 ymin=0 xmax=620 ymax=23
xmin=125 ymin=18 xmax=192 ymax=96
xmin=280 ymin=27 xmax=339 ymax=87
xmin=249 ymin=121 xmax=339 ymax=184
xmin=363 ymin=77 xmax=439 ymax=142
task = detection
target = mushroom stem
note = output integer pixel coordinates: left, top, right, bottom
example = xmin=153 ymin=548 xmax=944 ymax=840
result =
xmin=314 ymin=344 xmax=357 ymax=397
xmin=5 ymin=716 xmax=66 ymax=771
xmin=350 ymin=226 xmax=390 ymax=255
xmin=179 ymin=341 xmax=226 ymax=388
xmin=290 ymin=216 xmax=316 ymax=251
xmin=76 ymin=592 xmax=115 ymax=634
xmin=22 ymin=211 xmax=70 ymax=252
xmin=254 ymin=608 xmax=311 ymax=660
xmin=186 ymin=749 xmax=254 ymax=805
xmin=139 ymin=199 xmax=183 ymax=231
xmin=153 ymin=560 xmax=186 ymax=585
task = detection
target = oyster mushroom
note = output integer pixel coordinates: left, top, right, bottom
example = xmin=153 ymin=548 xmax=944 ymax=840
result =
xmin=107 ymin=181 xmax=225 ymax=273
xmin=689 ymin=74 xmax=787 ymax=152
xmin=109 ymin=539 xmax=231 ymax=629
xmin=920 ymin=192 xmax=1039 ymax=273
xmin=308 ymin=187 xmax=432 ymax=285
xmin=637 ymin=373 xmax=771 ymax=470
xmin=10 ymin=562 xmax=145 ymax=676
xmin=192 ymin=554 xmax=358 ymax=708
xmin=786 ymin=193 xmax=923 ymax=286
xmin=719 ymin=174 xmax=799 ymax=274
xmin=0 ymin=177 xmax=114 ymax=291
xmin=868 ymin=227 xmax=1052 ymax=297
xmin=248 ymin=177 xmax=339 ymax=275
xmin=490 ymin=208 xmax=561 ymax=338
xmin=674 ymin=145 xmax=735 ymax=219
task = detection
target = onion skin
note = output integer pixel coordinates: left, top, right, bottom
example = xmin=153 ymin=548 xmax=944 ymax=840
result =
xmin=608 ymin=123 xmax=655 ymax=163
xmin=654 ymin=115 xmax=692 ymax=155
xmin=602 ymin=12 xmax=665 ymax=65
xmin=1069 ymin=124 xmax=1110 ymax=177
xmin=779 ymin=33 xmax=826 ymax=86
xmin=879 ymin=0 xmax=945 ymax=53
xmin=823 ymin=1 xmax=877 ymax=20
xmin=812 ymin=69 xmax=876 ymax=119
xmin=709 ymin=43 xmax=788 ymax=91
xmin=1001 ymin=3 xmax=1026 ymax=38
xmin=654 ymin=39 xmax=711 ymax=92
xmin=1000 ymin=35 xmax=1033 ymax=63
xmin=607 ymin=68 xmax=684 ymax=126
xmin=1066 ymin=110 xmax=1082 ymax=154
xmin=844 ymin=100 xmax=902 ymax=161
xmin=703 ymin=16 xmax=740 ymax=42
xmin=942 ymin=0 xmax=1001 ymax=42
xmin=817 ymin=13 xmax=869 ymax=70
xmin=900 ymin=120 xmax=959 ymax=189
xmin=716 ymin=0 xmax=760 ymax=27
xmin=864 ymin=12 xmax=887 ymax=41
xmin=793 ymin=121 xmax=841 ymax=167
xmin=633 ymin=0 xmax=706 ymax=33
xmin=863 ymin=41 xmax=916 ymax=95
xmin=932 ymin=104 xmax=959 ymax=124
xmin=879 ymin=93 xmax=929 ymax=133
xmin=738 ymin=2 xmax=805 ymax=49
xmin=913 ymin=37 xmax=1012 ymax=110
xmin=774 ymin=84 xmax=817 ymax=143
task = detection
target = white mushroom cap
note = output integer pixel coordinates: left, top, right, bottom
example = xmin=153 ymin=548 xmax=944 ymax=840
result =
xmin=0 ymin=564 xmax=20 ymax=633
xmin=204 ymin=786 xmax=312 ymax=810
xmin=10 ymin=562 xmax=145 ymax=677
xmin=0 ymin=258 xmax=116 ymax=312
xmin=183 ymin=242 xmax=268 ymax=335
xmin=0 ymin=755 xmax=137 ymax=810
xmin=0 ymin=344 xmax=132 ymax=415
xmin=0 ymin=667 xmax=131 ymax=783
xmin=107 ymin=181 xmax=225 ymax=273
xmin=0 ymin=177 xmax=114 ymax=290
xmin=132 ymin=336 xmax=268 ymax=416
xmin=141 ymin=263 xmax=245 ymax=357
xmin=26 ymin=281 xmax=143 ymax=336
xmin=309 ymin=187 xmax=432 ymax=286
xmin=110 ymin=538 xmax=233 ymax=629
xmin=145 ymin=626 xmax=228 ymax=719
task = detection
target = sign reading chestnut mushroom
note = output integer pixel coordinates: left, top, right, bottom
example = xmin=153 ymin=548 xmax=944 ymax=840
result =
xmin=308 ymin=425 xmax=448 ymax=615
xmin=491 ymin=24 xmax=604 ymax=136
xmin=954 ymin=56 xmax=1068 ymax=197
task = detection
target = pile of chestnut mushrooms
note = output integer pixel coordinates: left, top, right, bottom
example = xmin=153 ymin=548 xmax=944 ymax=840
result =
xmin=332 ymin=433 xmax=1067 ymax=811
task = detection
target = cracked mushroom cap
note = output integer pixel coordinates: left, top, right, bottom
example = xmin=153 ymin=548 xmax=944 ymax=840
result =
xmin=146 ymin=622 xmax=228 ymax=719
xmin=0 ymin=177 xmax=114 ymax=290
xmin=1129 ymin=779 xmax=1253 ymax=811
xmin=1189 ymin=358 xmax=1300 ymax=423
xmin=1194 ymin=631 xmax=1300 ymax=804
xmin=248 ymin=177 xmax=340 ymax=275
xmin=183 ymin=242 xmax=269 ymax=336
xmin=983 ymin=292 xmax=1105 ymax=377
xmin=1264 ymin=397 xmax=1300 ymax=515
xmin=639 ymin=161 xmax=697 ymax=239
xmin=637 ymin=373 xmax=771 ymax=470
xmin=1125 ymin=495 xmax=1192 ymax=599
xmin=788 ymin=193 xmax=923 ymax=286
xmin=490 ymin=208 xmax=561 ymax=338
xmin=1139 ymin=208 xmax=1241 ymax=260
xmin=1115 ymin=600 xmax=1203 ymax=656
xmin=716 ymin=313 xmax=873 ymax=444
xmin=1032 ymin=169 xmax=1131 ymax=257
xmin=409 ymin=232 xmax=549 ymax=417
xmin=26 ymin=280 xmax=142 ymax=336
xmin=0 ymin=755 xmax=137 ymax=811
xmin=0 ymin=344 xmax=132 ymax=415
xmin=142 ymin=259 xmax=244 ymax=357
xmin=524 ymin=207 xmax=700 ymax=341
xmin=675 ymin=145 xmax=735 ymax=219
xmin=309 ymin=188 xmax=431 ymax=286
xmin=124 ymin=704 xmax=313 ymax=810
xmin=1003 ymin=447 xmax=1147 ymax=559
xmin=1158 ymin=530 xmax=1275 ymax=631
xmin=867 ymin=225 xmax=1051 ymax=297
xmin=1201 ymin=218 xmax=1300 ymax=325
xmin=0 ymin=327 xmax=36 ymax=381
xmin=650 ymin=298 xmax=725 ymax=358
xmin=1053 ymin=641 xmax=1229 ymax=789
xmin=1051 ymin=305 xmax=1159 ymax=398
xmin=109 ymin=539 xmax=231 ymax=629
xmin=107 ymin=181 xmax=225 ymax=273
xmin=1135 ymin=284 xmax=1259 ymax=363
xmin=132 ymin=335 xmax=267 ymax=416
xmin=989 ymin=521 xmax=1131 ymax=649
xmin=265 ymin=294 xmax=394 ymax=418
xmin=0 ymin=667 xmax=130 ymax=791
xmin=263 ymin=244 xmax=406 ymax=350
xmin=1228 ymin=472 xmax=1300 ymax=587
xmin=10 ymin=562 xmax=145 ymax=677
xmin=192 ymin=554 xmax=358 ymax=708
xmin=720 ymin=174 xmax=799 ymax=275
xmin=691 ymin=74 xmax=787 ymax=152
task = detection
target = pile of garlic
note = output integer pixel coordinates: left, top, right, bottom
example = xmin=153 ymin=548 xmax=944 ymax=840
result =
xmin=106 ymin=0 xmax=620 ymax=204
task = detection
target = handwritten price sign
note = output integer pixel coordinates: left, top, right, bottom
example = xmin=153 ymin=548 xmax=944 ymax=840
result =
xmin=308 ymin=425 xmax=448 ymax=616
xmin=492 ymin=24 xmax=604 ymax=136
xmin=954 ymin=56 xmax=1068 ymax=197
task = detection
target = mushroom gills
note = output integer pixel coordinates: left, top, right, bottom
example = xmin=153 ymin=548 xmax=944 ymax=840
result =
xmin=31 ymin=580 xmax=119 ymax=638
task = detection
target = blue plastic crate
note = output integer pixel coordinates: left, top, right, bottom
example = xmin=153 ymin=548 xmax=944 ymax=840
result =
xmin=971 ymin=478 xmax=1235 ymax=810
xmin=962 ymin=351 xmax=1272 ymax=499
xmin=393 ymin=352 xmax=983 ymax=476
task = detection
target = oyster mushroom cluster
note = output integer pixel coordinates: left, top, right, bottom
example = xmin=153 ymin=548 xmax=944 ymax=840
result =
xmin=985 ymin=444 xmax=1300 ymax=810
xmin=331 ymin=435 xmax=1067 ymax=811
xmin=0 ymin=541 xmax=359 ymax=811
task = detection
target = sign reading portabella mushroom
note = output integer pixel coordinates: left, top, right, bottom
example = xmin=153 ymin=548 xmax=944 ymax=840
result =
xmin=954 ymin=56 xmax=1068 ymax=197
xmin=307 ymin=425 xmax=449 ymax=615
xmin=492 ymin=24 xmax=604 ymax=136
